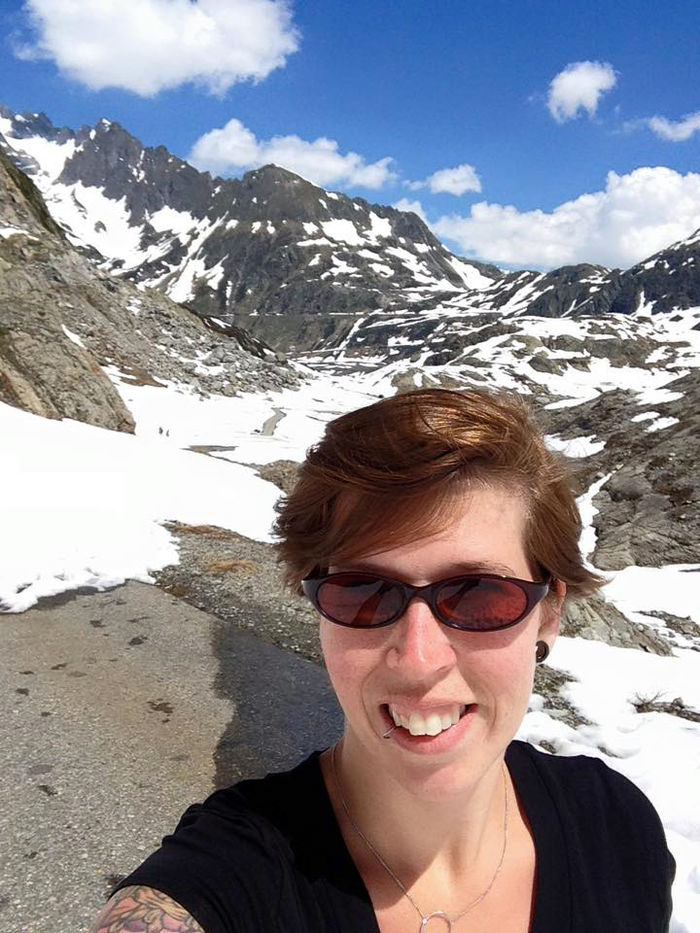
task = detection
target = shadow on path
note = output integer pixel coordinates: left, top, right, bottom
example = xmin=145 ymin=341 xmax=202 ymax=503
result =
xmin=212 ymin=619 xmax=343 ymax=786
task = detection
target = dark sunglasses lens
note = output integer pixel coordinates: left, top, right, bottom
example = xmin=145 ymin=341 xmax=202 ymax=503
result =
xmin=316 ymin=574 xmax=404 ymax=627
xmin=436 ymin=577 xmax=528 ymax=630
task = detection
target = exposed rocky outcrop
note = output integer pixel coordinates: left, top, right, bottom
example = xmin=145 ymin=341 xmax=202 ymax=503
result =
xmin=0 ymin=148 xmax=298 ymax=431
xmin=610 ymin=230 xmax=700 ymax=315
xmin=0 ymin=149 xmax=134 ymax=430
xmin=562 ymin=593 xmax=671 ymax=655
xmin=541 ymin=374 xmax=700 ymax=569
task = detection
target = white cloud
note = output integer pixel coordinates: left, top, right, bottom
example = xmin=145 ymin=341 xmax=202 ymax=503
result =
xmin=646 ymin=111 xmax=700 ymax=142
xmin=393 ymin=198 xmax=427 ymax=221
xmin=16 ymin=0 xmax=299 ymax=96
xmin=432 ymin=167 xmax=700 ymax=270
xmin=547 ymin=61 xmax=617 ymax=123
xmin=189 ymin=117 xmax=396 ymax=189
xmin=407 ymin=163 xmax=481 ymax=196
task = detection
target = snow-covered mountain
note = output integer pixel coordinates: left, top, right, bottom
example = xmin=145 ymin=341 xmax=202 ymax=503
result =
xmin=3 ymin=105 xmax=699 ymax=356
xmin=0 ymin=106 xmax=499 ymax=349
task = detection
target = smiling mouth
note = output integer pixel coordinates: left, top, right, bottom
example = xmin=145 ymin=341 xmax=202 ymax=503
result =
xmin=383 ymin=703 xmax=473 ymax=737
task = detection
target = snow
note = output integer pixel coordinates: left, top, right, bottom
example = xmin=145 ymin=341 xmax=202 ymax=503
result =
xmin=386 ymin=246 xmax=435 ymax=284
xmin=496 ymin=274 xmax=545 ymax=313
xmin=0 ymin=124 xmax=76 ymax=183
xmin=322 ymin=255 xmax=359 ymax=277
xmin=545 ymin=433 xmax=606 ymax=457
xmin=48 ymin=181 xmax=144 ymax=267
xmin=637 ymin=386 xmax=685 ymax=405
xmin=370 ymin=262 xmax=395 ymax=277
xmin=0 ymin=225 xmax=34 ymax=239
xmin=576 ymin=473 xmax=613 ymax=563
xmin=0 ymin=402 xmax=280 ymax=613
xmin=646 ymin=415 xmax=680 ymax=432
xmin=367 ymin=212 xmax=392 ymax=241
xmin=446 ymin=256 xmax=493 ymax=290
xmin=603 ymin=564 xmax=700 ymax=624
xmin=632 ymin=410 xmax=660 ymax=423
xmin=168 ymin=255 xmax=208 ymax=303
xmin=320 ymin=219 xmax=364 ymax=246
xmin=297 ymin=237 xmax=334 ymax=247
xmin=149 ymin=205 xmax=198 ymax=240
xmin=61 ymin=324 xmax=86 ymax=348
xmin=518 ymin=632 xmax=700 ymax=931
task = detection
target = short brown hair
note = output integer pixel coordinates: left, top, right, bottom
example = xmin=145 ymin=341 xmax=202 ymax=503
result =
xmin=274 ymin=388 xmax=604 ymax=600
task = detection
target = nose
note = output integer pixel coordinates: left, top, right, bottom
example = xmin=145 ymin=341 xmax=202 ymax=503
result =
xmin=385 ymin=595 xmax=457 ymax=676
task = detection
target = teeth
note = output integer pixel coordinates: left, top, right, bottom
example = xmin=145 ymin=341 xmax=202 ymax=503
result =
xmin=389 ymin=704 xmax=466 ymax=736
xmin=424 ymin=714 xmax=443 ymax=736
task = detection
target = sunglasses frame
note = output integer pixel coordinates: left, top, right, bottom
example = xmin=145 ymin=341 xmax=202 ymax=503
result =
xmin=302 ymin=571 xmax=553 ymax=633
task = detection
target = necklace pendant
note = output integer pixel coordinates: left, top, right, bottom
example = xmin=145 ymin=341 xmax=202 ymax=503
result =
xmin=420 ymin=911 xmax=452 ymax=931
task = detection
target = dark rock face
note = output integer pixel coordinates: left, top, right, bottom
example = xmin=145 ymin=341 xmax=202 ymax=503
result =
xmin=610 ymin=231 xmax=700 ymax=315
xmin=0 ymin=148 xmax=135 ymax=431
xmin=562 ymin=593 xmax=671 ymax=655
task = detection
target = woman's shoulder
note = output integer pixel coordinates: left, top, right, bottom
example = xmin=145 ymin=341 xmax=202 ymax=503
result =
xmin=509 ymin=739 xmax=654 ymax=805
xmin=507 ymin=740 xmax=672 ymax=858
xmin=109 ymin=751 xmax=327 ymax=933
xmin=194 ymin=748 xmax=325 ymax=840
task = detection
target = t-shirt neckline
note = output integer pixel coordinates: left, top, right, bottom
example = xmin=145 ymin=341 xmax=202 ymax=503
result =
xmin=303 ymin=740 xmax=571 ymax=933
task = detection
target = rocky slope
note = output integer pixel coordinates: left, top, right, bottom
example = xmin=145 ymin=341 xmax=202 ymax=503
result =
xmin=0 ymin=148 xmax=134 ymax=431
xmin=0 ymin=147 xmax=297 ymax=431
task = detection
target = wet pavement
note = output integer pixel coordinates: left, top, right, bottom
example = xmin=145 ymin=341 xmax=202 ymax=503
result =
xmin=0 ymin=581 xmax=342 ymax=933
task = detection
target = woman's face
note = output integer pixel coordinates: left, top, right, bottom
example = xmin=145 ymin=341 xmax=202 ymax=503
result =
xmin=320 ymin=485 xmax=563 ymax=799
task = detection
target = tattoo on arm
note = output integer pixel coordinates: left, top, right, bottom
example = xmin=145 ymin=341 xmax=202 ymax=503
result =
xmin=90 ymin=885 xmax=205 ymax=932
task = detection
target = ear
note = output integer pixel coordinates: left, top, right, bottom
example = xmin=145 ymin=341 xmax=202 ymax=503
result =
xmin=538 ymin=578 xmax=565 ymax=644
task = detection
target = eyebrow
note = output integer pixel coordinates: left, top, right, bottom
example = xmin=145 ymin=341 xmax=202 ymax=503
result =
xmin=338 ymin=559 xmax=519 ymax=578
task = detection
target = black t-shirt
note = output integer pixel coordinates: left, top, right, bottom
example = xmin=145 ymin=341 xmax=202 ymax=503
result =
xmin=114 ymin=741 xmax=675 ymax=932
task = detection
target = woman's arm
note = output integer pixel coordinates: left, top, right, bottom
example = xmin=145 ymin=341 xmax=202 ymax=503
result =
xmin=89 ymin=884 xmax=205 ymax=933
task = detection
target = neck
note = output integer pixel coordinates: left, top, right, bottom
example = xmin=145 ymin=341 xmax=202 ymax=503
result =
xmin=325 ymin=732 xmax=508 ymax=881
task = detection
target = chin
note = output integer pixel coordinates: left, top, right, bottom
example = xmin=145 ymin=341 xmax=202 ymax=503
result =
xmin=378 ymin=720 xmax=512 ymax=802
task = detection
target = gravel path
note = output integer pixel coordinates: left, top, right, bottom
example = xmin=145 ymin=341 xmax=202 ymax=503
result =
xmin=0 ymin=580 xmax=342 ymax=933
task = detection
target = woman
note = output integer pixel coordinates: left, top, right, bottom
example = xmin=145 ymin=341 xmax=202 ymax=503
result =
xmin=92 ymin=387 xmax=675 ymax=933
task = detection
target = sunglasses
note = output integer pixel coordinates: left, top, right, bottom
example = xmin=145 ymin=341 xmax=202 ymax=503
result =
xmin=302 ymin=571 xmax=552 ymax=633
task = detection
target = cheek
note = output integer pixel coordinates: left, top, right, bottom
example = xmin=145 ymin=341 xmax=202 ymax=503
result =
xmin=320 ymin=622 xmax=376 ymax=705
xmin=462 ymin=627 xmax=537 ymax=702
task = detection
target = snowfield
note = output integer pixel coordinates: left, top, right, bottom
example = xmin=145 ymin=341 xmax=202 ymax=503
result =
xmin=1 ymin=361 xmax=699 ymax=931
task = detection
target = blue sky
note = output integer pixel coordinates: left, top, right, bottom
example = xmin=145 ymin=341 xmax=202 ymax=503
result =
xmin=1 ymin=0 xmax=700 ymax=270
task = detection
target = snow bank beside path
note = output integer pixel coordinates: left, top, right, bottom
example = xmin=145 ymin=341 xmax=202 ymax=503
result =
xmin=1 ymin=369 xmax=391 ymax=614
xmin=0 ymin=403 xmax=280 ymax=612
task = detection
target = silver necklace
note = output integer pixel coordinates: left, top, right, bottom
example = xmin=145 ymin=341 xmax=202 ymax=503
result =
xmin=331 ymin=744 xmax=509 ymax=932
